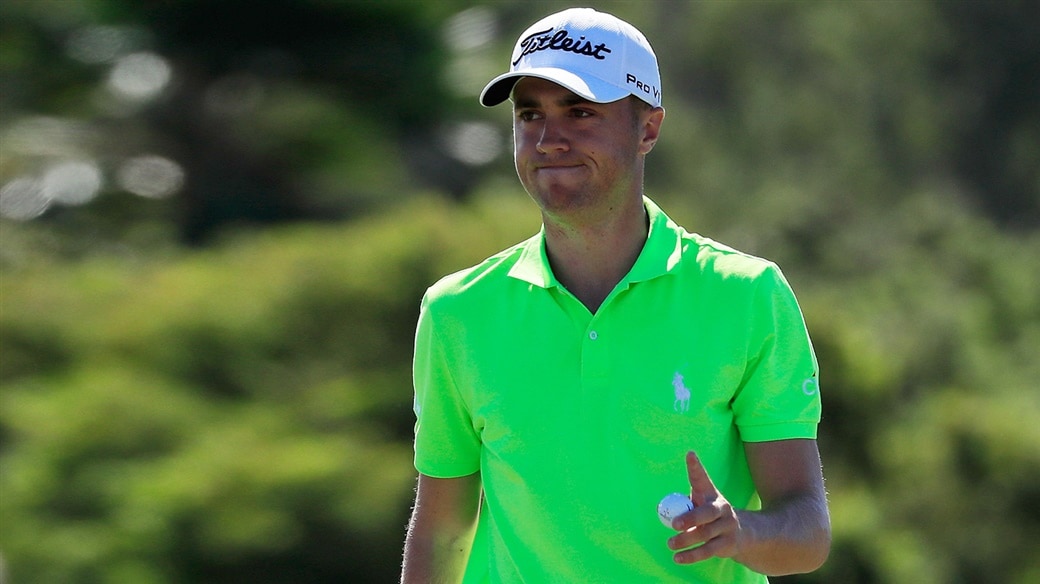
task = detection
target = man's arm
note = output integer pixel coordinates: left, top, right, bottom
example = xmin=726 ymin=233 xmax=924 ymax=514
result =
xmin=733 ymin=439 xmax=831 ymax=574
xmin=667 ymin=440 xmax=831 ymax=575
xmin=401 ymin=471 xmax=482 ymax=584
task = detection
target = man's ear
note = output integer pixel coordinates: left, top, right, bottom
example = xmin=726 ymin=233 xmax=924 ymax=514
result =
xmin=639 ymin=107 xmax=665 ymax=155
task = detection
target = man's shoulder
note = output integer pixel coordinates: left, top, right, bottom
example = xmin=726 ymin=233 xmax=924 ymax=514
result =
xmin=681 ymin=231 xmax=779 ymax=281
xmin=424 ymin=234 xmax=538 ymax=306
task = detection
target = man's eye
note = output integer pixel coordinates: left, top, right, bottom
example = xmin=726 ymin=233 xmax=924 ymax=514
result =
xmin=517 ymin=110 xmax=541 ymax=121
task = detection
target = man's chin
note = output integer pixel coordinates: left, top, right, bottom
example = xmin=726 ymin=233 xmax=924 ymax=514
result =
xmin=529 ymin=189 xmax=597 ymax=216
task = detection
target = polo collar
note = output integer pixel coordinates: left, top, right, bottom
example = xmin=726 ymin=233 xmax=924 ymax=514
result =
xmin=507 ymin=196 xmax=684 ymax=289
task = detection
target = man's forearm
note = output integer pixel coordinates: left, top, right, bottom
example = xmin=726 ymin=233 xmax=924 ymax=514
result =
xmin=400 ymin=472 xmax=481 ymax=584
xmin=401 ymin=518 xmax=476 ymax=584
xmin=733 ymin=492 xmax=831 ymax=576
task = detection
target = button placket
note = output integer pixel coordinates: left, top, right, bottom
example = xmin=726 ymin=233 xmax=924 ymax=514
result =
xmin=582 ymin=321 xmax=609 ymax=383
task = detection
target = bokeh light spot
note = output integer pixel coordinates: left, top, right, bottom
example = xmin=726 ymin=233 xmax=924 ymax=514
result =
xmin=108 ymin=52 xmax=172 ymax=102
xmin=442 ymin=122 xmax=502 ymax=166
xmin=42 ymin=161 xmax=103 ymax=206
xmin=66 ymin=25 xmax=136 ymax=64
xmin=3 ymin=116 xmax=94 ymax=158
xmin=117 ymin=156 xmax=185 ymax=199
xmin=443 ymin=7 xmax=496 ymax=53
xmin=0 ymin=178 xmax=50 ymax=221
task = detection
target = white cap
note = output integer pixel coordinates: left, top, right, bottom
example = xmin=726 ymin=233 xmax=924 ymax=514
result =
xmin=479 ymin=8 xmax=662 ymax=108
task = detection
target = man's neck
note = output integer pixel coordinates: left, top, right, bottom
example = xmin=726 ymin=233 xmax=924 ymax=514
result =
xmin=542 ymin=197 xmax=649 ymax=314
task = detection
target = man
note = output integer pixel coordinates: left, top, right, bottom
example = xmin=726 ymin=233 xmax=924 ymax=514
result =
xmin=402 ymin=8 xmax=830 ymax=583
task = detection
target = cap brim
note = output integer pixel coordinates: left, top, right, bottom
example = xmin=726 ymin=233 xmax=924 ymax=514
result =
xmin=479 ymin=67 xmax=630 ymax=107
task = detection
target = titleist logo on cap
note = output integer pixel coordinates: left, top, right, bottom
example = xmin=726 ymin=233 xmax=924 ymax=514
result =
xmin=479 ymin=8 xmax=661 ymax=108
xmin=512 ymin=27 xmax=612 ymax=66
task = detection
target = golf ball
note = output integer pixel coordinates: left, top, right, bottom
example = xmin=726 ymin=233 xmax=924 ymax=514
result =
xmin=657 ymin=493 xmax=694 ymax=528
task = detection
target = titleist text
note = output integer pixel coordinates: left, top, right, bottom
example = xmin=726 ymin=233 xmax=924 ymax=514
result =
xmin=513 ymin=28 xmax=612 ymax=66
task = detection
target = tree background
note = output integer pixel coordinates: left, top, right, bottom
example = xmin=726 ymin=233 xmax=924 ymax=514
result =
xmin=1 ymin=0 xmax=1038 ymax=582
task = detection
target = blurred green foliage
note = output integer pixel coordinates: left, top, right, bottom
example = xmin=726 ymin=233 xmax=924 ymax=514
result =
xmin=1 ymin=194 xmax=540 ymax=582
xmin=2 ymin=1 xmax=1039 ymax=583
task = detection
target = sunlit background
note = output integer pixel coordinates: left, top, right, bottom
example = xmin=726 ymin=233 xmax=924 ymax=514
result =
xmin=2 ymin=1 xmax=1038 ymax=583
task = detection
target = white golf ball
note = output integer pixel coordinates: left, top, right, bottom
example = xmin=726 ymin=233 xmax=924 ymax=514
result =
xmin=657 ymin=492 xmax=694 ymax=528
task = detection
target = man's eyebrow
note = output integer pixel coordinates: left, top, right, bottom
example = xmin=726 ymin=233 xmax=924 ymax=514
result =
xmin=513 ymin=96 xmax=538 ymax=109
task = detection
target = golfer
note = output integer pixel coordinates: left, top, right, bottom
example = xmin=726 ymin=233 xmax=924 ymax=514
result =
xmin=402 ymin=8 xmax=830 ymax=583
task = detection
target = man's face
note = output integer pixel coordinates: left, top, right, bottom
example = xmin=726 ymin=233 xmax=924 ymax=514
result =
xmin=511 ymin=77 xmax=659 ymax=221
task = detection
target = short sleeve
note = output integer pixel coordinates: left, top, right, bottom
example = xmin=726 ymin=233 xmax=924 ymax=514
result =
xmin=732 ymin=264 xmax=822 ymax=442
xmin=412 ymin=293 xmax=482 ymax=477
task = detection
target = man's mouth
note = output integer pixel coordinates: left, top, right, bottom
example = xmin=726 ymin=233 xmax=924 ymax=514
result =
xmin=536 ymin=162 xmax=583 ymax=171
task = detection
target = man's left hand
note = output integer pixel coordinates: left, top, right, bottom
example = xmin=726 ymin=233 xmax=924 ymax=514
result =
xmin=666 ymin=450 xmax=743 ymax=564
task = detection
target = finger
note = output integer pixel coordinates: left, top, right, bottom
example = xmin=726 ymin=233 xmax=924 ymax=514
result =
xmin=673 ymin=536 xmax=734 ymax=565
xmin=685 ymin=451 xmax=718 ymax=505
xmin=671 ymin=505 xmax=734 ymax=547
xmin=668 ymin=524 xmax=707 ymax=551
xmin=671 ymin=503 xmax=722 ymax=533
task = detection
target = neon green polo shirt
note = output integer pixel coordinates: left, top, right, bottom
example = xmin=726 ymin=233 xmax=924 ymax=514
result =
xmin=413 ymin=197 xmax=821 ymax=583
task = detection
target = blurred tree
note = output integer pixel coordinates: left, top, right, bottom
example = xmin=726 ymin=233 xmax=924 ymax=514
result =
xmin=124 ymin=0 xmax=468 ymax=242
xmin=1 ymin=0 xmax=486 ymax=245
xmin=933 ymin=0 xmax=1040 ymax=228
xmin=0 ymin=195 xmax=539 ymax=583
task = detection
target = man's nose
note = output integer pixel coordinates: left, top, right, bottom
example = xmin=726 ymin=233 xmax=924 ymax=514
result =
xmin=536 ymin=118 xmax=569 ymax=154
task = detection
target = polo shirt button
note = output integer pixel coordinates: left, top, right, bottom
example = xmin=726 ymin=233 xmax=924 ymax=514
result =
xmin=589 ymin=331 xmax=598 ymax=340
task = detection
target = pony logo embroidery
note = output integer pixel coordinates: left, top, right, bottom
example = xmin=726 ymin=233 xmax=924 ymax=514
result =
xmin=672 ymin=372 xmax=691 ymax=413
